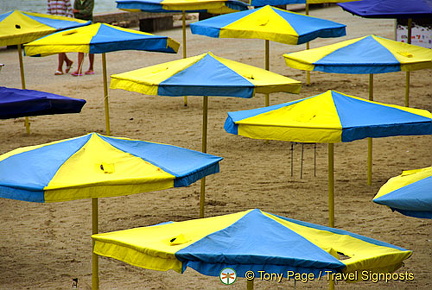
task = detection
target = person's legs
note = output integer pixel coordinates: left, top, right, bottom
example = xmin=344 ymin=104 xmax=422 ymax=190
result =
xmin=72 ymin=53 xmax=84 ymax=76
xmin=85 ymin=54 xmax=95 ymax=75
xmin=64 ymin=53 xmax=73 ymax=73
xmin=55 ymin=53 xmax=65 ymax=75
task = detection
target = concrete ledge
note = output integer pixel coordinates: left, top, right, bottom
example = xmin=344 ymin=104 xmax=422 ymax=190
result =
xmin=93 ymin=11 xmax=175 ymax=30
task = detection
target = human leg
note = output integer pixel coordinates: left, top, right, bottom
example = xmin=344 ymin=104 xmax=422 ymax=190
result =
xmin=85 ymin=53 xmax=95 ymax=75
xmin=72 ymin=53 xmax=84 ymax=76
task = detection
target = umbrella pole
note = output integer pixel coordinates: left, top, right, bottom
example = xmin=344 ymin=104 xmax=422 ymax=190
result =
xmin=199 ymin=96 xmax=209 ymax=217
xmin=247 ymin=279 xmax=254 ymax=290
xmin=405 ymin=18 xmax=412 ymax=107
xmin=264 ymin=40 xmax=270 ymax=107
xmin=92 ymin=198 xmax=99 ymax=290
xmin=183 ymin=11 xmax=188 ymax=107
xmin=305 ymin=4 xmax=311 ymax=85
xmin=102 ymin=53 xmax=111 ymax=136
xmin=17 ymin=45 xmax=31 ymax=134
xmin=367 ymin=74 xmax=373 ymax=185
xmin=328 ymin=143 xmax=335 ymax=228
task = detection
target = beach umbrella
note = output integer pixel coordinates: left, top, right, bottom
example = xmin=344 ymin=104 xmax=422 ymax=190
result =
xmin=251 ymin=0 xmax=359 ymax=7
xmin=0 ymin=10 xmax=90 ymax=133
xmin=284 ymin=34 xmax=432 ymax=185
xmin=116 ymin=0 xmax=249 ymax=106
xmin=338 ymin=0 xmax=432 ymax=106
xmin=110 ymin=51 xmax=301 ymax=217
xmin=0 ymin=86 xmax=86 ymax=120
xmin=24 ymin=22 xmax=180 ymax=136
xmin=224 ymin=90 xmax=432 ymax=227
xmin=374 ymin=166 xmax=432 ymax=219
xmin=190 ymin=5 xmax=346 ymax=106
xmin=92 ymin=208 xmax=412 ymax=289
xmin=0 ymin=132 xmax=222 ymax=289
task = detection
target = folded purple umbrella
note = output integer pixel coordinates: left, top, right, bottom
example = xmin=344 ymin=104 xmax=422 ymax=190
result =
xmin=0 ymin=86 xmax=86 ymax=119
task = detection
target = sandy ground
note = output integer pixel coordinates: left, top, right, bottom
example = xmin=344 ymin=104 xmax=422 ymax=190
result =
xmin=0 ymin=5 xmax=431 ymax=290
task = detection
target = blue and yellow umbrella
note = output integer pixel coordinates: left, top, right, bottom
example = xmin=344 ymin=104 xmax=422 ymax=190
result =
xmin=0 ymin=10 xmax=90 ymax=133
xmin=24 ymin=23 xmax=180 ymax=135
xmin=92 ymin=208 xmax=412 ymax=288
xmin=191 ymin=5 xmax=345 ymax=106
xmin=0 ymin=132 xmax=222 ymax=289
xmin=224 ymin=90 xmax=432 ymax=226
xmin=283 ymin=34 xmax=432 ymax=105
xmin=374 ymin=166 xmax=432 ymax=219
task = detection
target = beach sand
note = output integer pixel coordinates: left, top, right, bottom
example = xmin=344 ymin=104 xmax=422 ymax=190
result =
xmin=0 ymin=5 xmax=431 ymax=290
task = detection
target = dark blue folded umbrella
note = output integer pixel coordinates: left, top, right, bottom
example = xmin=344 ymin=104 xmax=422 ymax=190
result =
xmin=0 ymin=86 xmax=86 ymax=119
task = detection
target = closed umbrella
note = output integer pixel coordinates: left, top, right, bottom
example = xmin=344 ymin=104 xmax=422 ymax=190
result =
xmin=0 ymin=10 xmax=90 ymax=133
xmin=224 ymin=90 xmax=432 ymax=227
xmin=374 ymin=166 xmax=432 ymax=219
xmin=0 ymin=132 xmax=222 ymax=289
xmin=93 ymin=208 xmax=412 ymax=289
xmin=24 ymin=23 xmax=180 ymax=136
xmin=110 ymin=51 xmax=301 ymax=217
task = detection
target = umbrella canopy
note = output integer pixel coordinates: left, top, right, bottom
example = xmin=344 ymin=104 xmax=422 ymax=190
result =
xmin=93 ymin=209 xmax=412 ymax=280
xmin=374 ymin=166 xmax=432 ymax=219
xmin=0 ymin=132 xmax=222 ymax=203
xmin=116 ymin=0 xmax=249 ymax=13
xmin=0 ymin=10 xmax=90 ymax=133
xmin=338 ymin=0 xmax=432 ymax=18
xmin=224 ymin=90 xmax=432 ymax=226
xmin=283 ymin=34 xmax=432 ymax=74
xmin=24 ymin=22 xmax=180 ymax=56
xmin=0 ymin=10 xmax=90 ymax=47
xmin=24 ymin=23 xmax=180 ymax=136
xmin=224 ymin=90 xmax=432 ymax=143
xmin=190 ymin=5 xmax=346 ymax=45
xmin=251 ymin=0 xmax=358 ymax=7
xmin=0 ymin=86 xmax=86 ymax=119
xmin=0 ymin=132 xmax=222 ymax=289
xmin=110 ymin=51 xmax=301 ymax=99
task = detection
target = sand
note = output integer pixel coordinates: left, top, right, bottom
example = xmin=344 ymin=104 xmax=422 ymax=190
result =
xmin=0 ymin=5 xmax=431 ymax=290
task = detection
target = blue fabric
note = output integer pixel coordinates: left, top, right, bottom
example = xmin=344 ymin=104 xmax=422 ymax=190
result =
xmin=117 ymin=0 xmax=248 ymax=13
xmin=339 ymin=0 xmax=432 ymax=19
xmin=89 ymin=24 xmax=177 ymax=54
xmin=330 ymin=91 xmax=432 ymax=142
xmin=0 ymin=11 xmax=13 ymax=22
xmin=0 ymin=135 xmax=91 ymax=202
xmin=374 ymin=176 xmax=432 ymax=219
xmin=98 ymin=134 xmax=223 ymax=187
xmin=0 ymin=86 xmax=86 ymax=119
xmin=158 ymin=54 xmax=254 ymax=98
xmin=176 ymin=209 xmax=345 ymax=276
xmin=314 ymin=36 xmax=402 ymax=74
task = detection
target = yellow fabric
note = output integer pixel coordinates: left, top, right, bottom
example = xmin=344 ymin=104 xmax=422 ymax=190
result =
xmin=44 ymin=134 xmax=175 ymax=202
xmin=237 ymin=91 xmax=342 ymax=143
xmin=307 ymin=0 xmax=359 ymax=3
xmin=373 ymin=35 xmax=432 ymax=71
xmin=162 ymin=0 xmax=240 ymax=14
xmin=24 ymin=23 xmax=102 ymax=56
xmin=220 ymin=6 xmax=299 ymax=45
xmin=264 ymin=212 xmax=413 ymax=273
xmin=0 ymin=11 xmax=87 ymax=46
xmin=110 ymin=54 xmax=203 ymax=95
xmin=92 ymin=210 xmax=251 ymax=272
xmin=283 ymin=36 xmax=366 ymax=71
xmin=210 ymin=53 xmax=301 ymax=94
xmin=375 ymin=167 xmax=432 ymax=199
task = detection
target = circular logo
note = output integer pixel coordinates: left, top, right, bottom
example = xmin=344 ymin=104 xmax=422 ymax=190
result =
xmin=219 ymin=268 xmax=237 ymax=285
